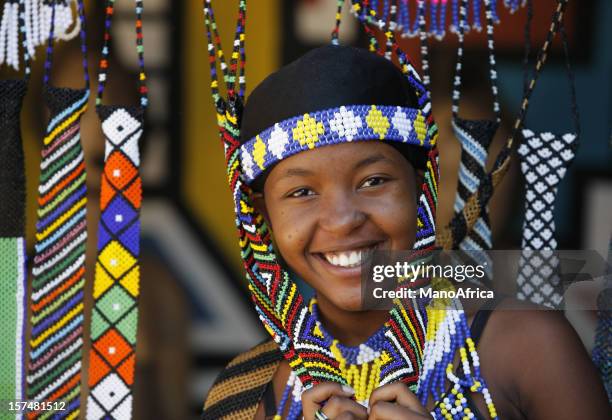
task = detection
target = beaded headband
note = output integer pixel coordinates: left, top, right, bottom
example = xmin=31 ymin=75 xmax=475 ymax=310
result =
xmin=240 ymin=104 xmax=435 ymax=183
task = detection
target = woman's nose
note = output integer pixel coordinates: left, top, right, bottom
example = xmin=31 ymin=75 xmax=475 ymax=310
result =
xmin=317 ymin=190 xmax=367 ymax=236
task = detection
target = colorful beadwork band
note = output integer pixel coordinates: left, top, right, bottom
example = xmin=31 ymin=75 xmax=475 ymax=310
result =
xmin=240 ymin=104 xmax=435 ymax=183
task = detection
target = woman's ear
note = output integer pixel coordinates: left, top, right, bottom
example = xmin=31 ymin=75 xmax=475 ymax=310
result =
xmin=251 ymin=191 xmax=272 ymax=228
xmin=415 ymin=169 xmax=425 ymax=198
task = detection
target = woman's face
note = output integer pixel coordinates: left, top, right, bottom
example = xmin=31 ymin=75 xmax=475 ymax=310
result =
xmin=259 ymin=141 xmax=418 ymax=312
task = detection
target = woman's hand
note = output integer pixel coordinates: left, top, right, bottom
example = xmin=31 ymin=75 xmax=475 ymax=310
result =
xmin=367 ymin=383 xmax=432 ymax=420
xmin=301 ymin=382 xmax=368 ymax=420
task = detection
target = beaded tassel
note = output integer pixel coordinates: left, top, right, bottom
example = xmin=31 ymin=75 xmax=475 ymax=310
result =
xmin=349 ymin=0 xmax=519 ymax=40
xmin=26 ymin=1 xmax=89 ymax=417
xmin=417 ymin=279 xmax=498 ymax=420
xmin=86 ymin=1 xmax=147 ymax=418
xmin=0 ymin=0 xmax=80 ymax=70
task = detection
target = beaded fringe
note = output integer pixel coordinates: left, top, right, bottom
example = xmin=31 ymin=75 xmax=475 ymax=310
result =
xmin=0 ymin=0 xmax=79 ymax=70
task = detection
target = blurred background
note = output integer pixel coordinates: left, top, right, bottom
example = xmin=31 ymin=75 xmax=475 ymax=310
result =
xmin=2 ymin=0 xmax=610 ymax=418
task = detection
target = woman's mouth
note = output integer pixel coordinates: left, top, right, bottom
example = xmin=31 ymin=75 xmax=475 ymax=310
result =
xmin=314 ymin=242 xmax=383 ymax=276
xmin=321 ymin=247 xmax=376 ymax=268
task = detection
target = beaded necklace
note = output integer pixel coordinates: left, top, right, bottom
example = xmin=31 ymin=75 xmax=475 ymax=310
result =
xmin=85 ymin=1 xmax=148 ymax=418
xmin=0 ymin=0 xmax=29 ymax=410
xmin=516 ymin=0 xmax=579 ymax=308
xmin=26 ymin=1 xmax=89 ymax=417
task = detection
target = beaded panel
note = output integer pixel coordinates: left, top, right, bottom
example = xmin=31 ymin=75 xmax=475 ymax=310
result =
xmin=27 ymin=86 xmax=89 ymax=420
xmin=516 ymin=130 xmax=576 ymax=307
xmin=0 ymin=78 xmax=28 ymax=415
xmin=86 ymin=106 xmax=143 ymax=420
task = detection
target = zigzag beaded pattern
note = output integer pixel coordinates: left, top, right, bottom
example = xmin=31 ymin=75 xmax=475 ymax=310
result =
xmin=516 ymin=129 xmax=576 ymax=307
xmin=0 ymin=79 xmax=28 ymax=412
xmin=240 ymin=105 xmax=434 ymax=183
xmin=27 ymin=86 xmax=89 ymax=418
xmin=86 ymin=106 xmax=143 ymax=420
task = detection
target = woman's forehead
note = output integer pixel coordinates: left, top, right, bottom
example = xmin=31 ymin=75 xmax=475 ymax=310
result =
xmin=265 ymin=142 xmax=409 ymax=183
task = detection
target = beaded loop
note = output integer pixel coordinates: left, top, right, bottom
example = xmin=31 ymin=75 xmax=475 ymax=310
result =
xmin=202 ymin=0 xmax=246 ymax=103
xmin=96 ymin=0 xmax=148 ymax=108
xmin=42 ymin=0 xmax=88 ymax=88
xmin=452 ymin=0 xmax=501 ymax=122
xmin=522 ymin=0 xmax=580 ymax=145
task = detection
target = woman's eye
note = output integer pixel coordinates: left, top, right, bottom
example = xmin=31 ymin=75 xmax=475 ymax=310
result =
xmin=288 ymin=188 xmax=315 ymax=198
xmin=360 ymin=176 xmax=387 ymax=188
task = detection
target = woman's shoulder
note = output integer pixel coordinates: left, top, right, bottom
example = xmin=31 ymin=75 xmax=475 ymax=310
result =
xmin=202 ymin=339 xmax=283 ymax=420
xmin=478 ymin=297 xmax=611 ymax=419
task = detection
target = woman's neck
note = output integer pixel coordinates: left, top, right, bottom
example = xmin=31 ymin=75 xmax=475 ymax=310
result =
xmin=315 ymin=295 xmax=390 ymax=347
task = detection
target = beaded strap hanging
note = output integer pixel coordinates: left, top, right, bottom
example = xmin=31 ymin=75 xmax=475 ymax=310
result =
xmin=85 ymin=1 xmax=147 ymax=418
xmin=436 ymin=0 xmax=570 ymax=251
xmin=0 ymin=0 xmax=29 ymax=411
xmin=1 ymin=0 xmax=81 ymax=70
xmin=26 ymin=1 xmax=89 ymax=417
xmin=515 ymin=0 xmax=579 ymax=308
xmin=448 ymin=0 xmax=501 ymax=285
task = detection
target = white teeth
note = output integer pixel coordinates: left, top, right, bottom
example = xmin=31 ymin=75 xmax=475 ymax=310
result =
xmin=348 ymin=251 xmax=359 ymax=266
xmin=339 ymin=254 xmax=349 ymax=266
xmin=323 ymin=248 xmax=373 ymax=268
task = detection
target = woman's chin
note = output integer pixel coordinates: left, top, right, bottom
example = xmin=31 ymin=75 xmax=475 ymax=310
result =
xmin=325 ymin=292 xmax=364 ymax=312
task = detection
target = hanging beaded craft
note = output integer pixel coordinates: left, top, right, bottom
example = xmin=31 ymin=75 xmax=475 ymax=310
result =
xmin=447 ymin=0 xmax=501 ymax=286
xmin=516 ymin=0 xmax=579 ymax=308
xmin=26 ymin=1 xmax=90 ymax=417
xmin=0 ymin=0 xmax=29 ymax=409
xmin=436 ymin=0 xmax=570 ymax=251
xmin=86 ymin=1 xmax=147 ymax=419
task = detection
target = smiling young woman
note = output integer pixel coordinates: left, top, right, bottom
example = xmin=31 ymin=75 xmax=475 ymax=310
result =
xmin=201 ymin=45 xmax=611 ymax=420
